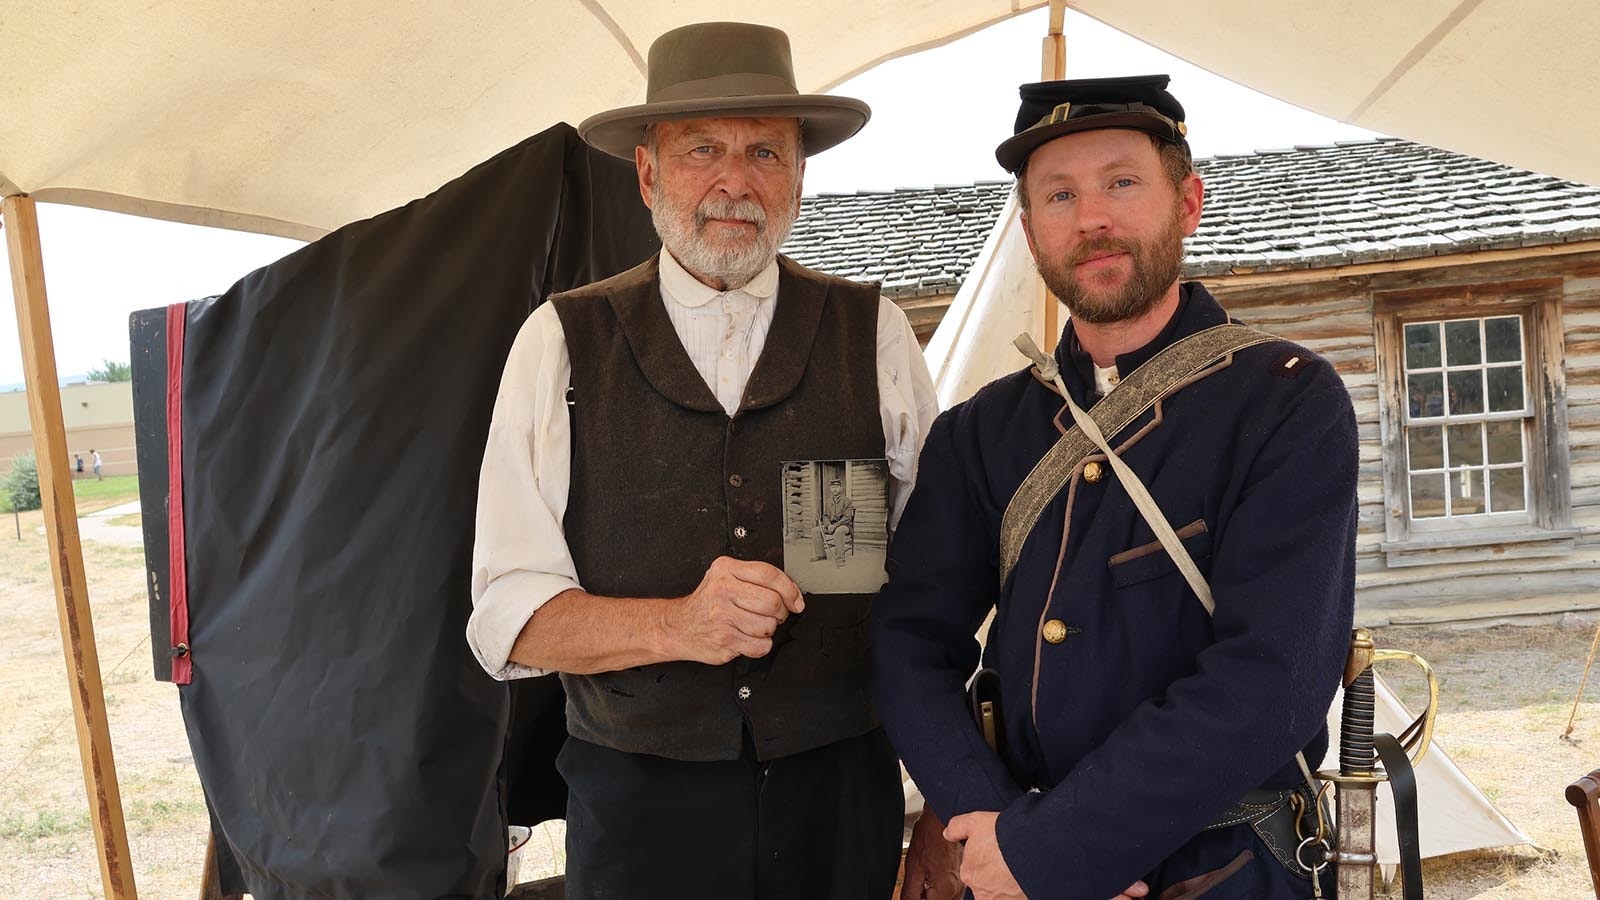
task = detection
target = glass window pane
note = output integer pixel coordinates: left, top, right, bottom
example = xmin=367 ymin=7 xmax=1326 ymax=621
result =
xmin=1449 ymin=468 xmax=1485 ymax=515
xmin=1407 ymin=425 xmax=1444 ymax=470
xmin=1447 ymin=423 xmax=1483 ymax=466
xmin=1444 ymin=319 xmax=1482 ymax=366
xmin=1408 ymin=372 xmax=1444 ymax=417
xmin=1484 ymin=316 xmax=1522 ymax=363
xmin=1490 ymin=467 xmax=1527 ymax=513
xmin=1486 ymin=421 xmax=1524 ymax=465
xmin=1405 ymin=322 xmax=1441 ymax=369
xmin=1448 ymin=370 xmax=1484 ymax=415
xmin=1487 ymin=366 xmax=1525 ymax=412
xmin=1410 ymin=472 xmax=1446 ymax=518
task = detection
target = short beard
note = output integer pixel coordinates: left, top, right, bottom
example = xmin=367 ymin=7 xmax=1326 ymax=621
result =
xmin=652 ymin=180 xmax=799 ymax=290
xmin=1034 ymin=204 xmax=1187 ymax=325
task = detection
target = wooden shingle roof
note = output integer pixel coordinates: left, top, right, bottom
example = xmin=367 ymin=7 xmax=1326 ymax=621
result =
xmin=781 ymin=138 xmax=1600 ymax=297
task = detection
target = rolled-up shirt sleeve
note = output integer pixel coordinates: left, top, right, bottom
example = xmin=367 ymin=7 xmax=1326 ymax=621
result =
xmin=877 ymin=298 xmax=939 ymax=531
xmin=467 ymin=304 xmax=581 ymax=680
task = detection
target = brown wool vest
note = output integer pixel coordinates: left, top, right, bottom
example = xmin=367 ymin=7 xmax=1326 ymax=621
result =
xmin=552 ymin=255 xmax=886 ymax=762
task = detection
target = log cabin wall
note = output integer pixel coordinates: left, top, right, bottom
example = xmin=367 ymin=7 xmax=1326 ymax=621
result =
xmin=1208 ymin=248 xmax=1600 ymax=623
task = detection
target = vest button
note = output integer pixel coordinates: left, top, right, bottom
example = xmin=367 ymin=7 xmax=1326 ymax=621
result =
xmin=733 ymin=526 xmax=748 ymax=539
xmin=737 ymin=685 xmax=752 ymax=700
xmin=728 ymin=473 xmax=744 ymax=487
xmin=1043 ymin=619 xmax=1069 ymax=644
xmin=1082 ymin=461 xmax=1105 ymax=484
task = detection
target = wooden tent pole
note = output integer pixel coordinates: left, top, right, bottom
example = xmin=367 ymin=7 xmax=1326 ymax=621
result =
xmin=1040 ymin=0 xmax=1067 ymax=352
xmin=2 ymin=194 xmax=139 ymax=900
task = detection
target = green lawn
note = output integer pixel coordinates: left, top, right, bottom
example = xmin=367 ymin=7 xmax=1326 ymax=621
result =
xmin=72 ymin=474 xmax=142 ymax=513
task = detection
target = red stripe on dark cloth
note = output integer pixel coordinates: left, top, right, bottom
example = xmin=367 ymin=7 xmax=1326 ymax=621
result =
xmin=166 ymin=303 xmax=192 ymax=684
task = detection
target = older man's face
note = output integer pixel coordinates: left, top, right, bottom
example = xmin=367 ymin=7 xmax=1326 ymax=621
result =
xmin=637 ymin=116 xmax=804 ymax=290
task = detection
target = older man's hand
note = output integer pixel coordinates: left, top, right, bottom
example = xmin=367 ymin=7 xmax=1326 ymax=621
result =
xmin=944 ymin=811 xmax=1149 ymax=900
xmin=670 ymin=556 xmax=805 ymax=664
xmin=901 ymin=810 xmax=963 ymax=900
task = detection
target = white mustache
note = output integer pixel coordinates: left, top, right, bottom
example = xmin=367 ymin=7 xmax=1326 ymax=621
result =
xmin=696 ymin=198 xmax=767 ymax=231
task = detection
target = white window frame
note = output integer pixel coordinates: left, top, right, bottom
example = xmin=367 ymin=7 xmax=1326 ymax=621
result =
xmin=1400 ymin=314 xmax=1532 ymax=529
xmin=1373 ymin=279 xmax=1574 ymax=566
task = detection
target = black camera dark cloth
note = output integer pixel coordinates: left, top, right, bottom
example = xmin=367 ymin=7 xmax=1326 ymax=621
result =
xmin=132 ymin=122 xmax=658 ymax=898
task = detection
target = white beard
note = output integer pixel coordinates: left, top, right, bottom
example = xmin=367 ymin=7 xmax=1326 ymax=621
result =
xmin=652 ymin=183 xmax=799 ymax=290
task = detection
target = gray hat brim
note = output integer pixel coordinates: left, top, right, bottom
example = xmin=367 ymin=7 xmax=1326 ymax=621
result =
xmin=579 ymin=94 xmax=870 ymax=160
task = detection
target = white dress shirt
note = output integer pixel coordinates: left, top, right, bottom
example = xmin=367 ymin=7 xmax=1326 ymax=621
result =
xmin=467 ymin=250 xmax=939 ymax=679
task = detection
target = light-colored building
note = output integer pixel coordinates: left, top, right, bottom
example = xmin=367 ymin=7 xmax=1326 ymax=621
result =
xmin=0 ymin=381 xmax=137 ymax=477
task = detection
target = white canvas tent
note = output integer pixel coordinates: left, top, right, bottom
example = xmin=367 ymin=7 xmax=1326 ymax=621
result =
xmin=4 ymin=1 xmax=1599 ymax=242
xmin=924 ymin=195 xmax=1536 ymax=868
xmin=4 ymin=2 xmax=1584 ymax=895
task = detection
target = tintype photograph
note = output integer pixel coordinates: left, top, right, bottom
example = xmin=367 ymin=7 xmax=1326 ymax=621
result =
xmin=780 ymin=458 xmax=891 ymax=595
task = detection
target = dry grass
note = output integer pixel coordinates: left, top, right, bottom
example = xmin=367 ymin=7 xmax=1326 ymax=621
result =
xmin=2 ymin=504 xmax=1597 ymax=897
xmin=1368 ymin=620 xmax=1600 ymax=899
xmin=0 ymin=503 xmax=211 ymax=900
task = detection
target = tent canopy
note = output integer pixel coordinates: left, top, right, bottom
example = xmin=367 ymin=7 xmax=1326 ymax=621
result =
xmin=1073 ymin=0 xmax=1600 ymax=192
xmin=1 ymin=1 xmax=1043 ymax=239
xmin=4 ymin=2 xmax=1598 ymax=241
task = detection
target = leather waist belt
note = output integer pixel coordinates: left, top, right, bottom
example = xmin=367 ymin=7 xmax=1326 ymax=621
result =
xmin=1205 ymin=785 xmax=1322 ymax=881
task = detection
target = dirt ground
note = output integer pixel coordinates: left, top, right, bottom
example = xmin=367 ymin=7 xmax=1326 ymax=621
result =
xmin=2 ymin=499 xmax=1598 ymax=897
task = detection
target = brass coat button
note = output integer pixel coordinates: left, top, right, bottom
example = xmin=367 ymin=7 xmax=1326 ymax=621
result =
xmin=1043 ymin=619 xmax=1069 ymax=644
xmin=1082 ymin=460 xmax=1104 ymax=484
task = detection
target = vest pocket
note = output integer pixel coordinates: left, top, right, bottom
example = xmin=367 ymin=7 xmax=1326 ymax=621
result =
xmin=812 ymin=595 xmax=871 ymax=660
xmin=820 ymin=620 xmax=869 ymax=658
xmin=1107 ymin=519 xmax=1211 ymax=589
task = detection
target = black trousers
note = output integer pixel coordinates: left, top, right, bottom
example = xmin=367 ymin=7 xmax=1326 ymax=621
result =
xmin=558 ymin=727 xmax=904 ymax=900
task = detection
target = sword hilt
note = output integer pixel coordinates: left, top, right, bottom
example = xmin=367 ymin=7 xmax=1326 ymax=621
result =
xmin=1340 ymin=667 xmax=1377 ymax=776
xmin=1339 ymin=629 xmax=1378 ymax=776
xmin=1329 ymin=627 xmax=1440 ymax=775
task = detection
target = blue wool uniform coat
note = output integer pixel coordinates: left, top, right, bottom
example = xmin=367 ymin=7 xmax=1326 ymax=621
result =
xmin=872 ymin=284 xmax=1358 ymax=899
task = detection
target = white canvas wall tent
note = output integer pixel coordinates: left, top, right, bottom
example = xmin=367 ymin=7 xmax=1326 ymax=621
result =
xmin=4 ymin=1 xmax=1599 ymax=241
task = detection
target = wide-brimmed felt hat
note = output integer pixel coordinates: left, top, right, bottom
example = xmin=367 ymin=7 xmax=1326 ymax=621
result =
xmin=996 ymin=74 xmax=1188 ymax=173
xmin=579 ymin=21 xmax=870 ymax=160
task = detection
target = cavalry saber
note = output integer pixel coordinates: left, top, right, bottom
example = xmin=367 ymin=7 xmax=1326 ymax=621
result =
xmin=1332 ymin=630 xmax=1380 ymax=899
xmin=1319 ymin=627 xmax=1438 ymax=900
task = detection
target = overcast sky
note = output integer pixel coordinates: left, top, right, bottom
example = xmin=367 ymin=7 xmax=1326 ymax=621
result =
xmin=0 ymin=8 xmax=1381 ymax=388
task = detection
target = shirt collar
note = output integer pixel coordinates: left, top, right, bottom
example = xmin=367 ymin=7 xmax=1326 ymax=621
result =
xmin=1057 ymin=282 xmax=1230 ymax=401
xmin=659 ymin=248 xmax=780 ymax=309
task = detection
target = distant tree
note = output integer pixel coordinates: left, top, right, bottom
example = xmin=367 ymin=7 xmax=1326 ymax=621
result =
xmin=86 ymin=359 xmax=131 ymax=382
xmin=3 ymin=453 xmax=41 ymax=513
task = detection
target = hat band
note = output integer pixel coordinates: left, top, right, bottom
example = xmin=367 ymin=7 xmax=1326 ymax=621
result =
xmin=650 ymin=72 xmax=799 ymax=104
xmin=1032 ymin=100 xmax=1183 ymax=135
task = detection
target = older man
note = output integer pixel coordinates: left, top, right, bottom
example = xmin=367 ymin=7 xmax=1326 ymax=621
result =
xmin=466 ymin=22 xmax=936 ymax=900
xmin=874 ymin=76 xmax=1358 ymax=899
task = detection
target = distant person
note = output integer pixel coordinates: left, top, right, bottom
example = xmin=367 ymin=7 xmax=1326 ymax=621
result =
xmin=75 ymin=454 xmax=84 ymax=477
xmin=91 ymin=449 xmax=103 ymax=481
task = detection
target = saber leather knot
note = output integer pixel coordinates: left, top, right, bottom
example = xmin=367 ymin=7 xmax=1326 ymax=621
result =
xmin=1014 ymin=332 xmax=1059 ymax=380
